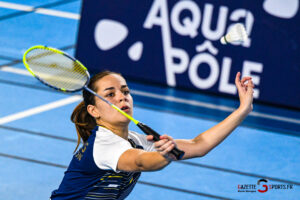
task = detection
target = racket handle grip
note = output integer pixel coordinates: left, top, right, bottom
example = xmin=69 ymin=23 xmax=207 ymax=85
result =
xmin=137 ymin=122 xmax=185 ymax=160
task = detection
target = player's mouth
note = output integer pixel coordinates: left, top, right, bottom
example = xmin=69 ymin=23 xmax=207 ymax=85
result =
xmin=120 ymin=106 xmax=130 ymax=113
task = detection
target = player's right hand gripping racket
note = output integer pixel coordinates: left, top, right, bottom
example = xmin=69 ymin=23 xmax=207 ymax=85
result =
xmin=23 ymin=45 xmax=185 ymax=160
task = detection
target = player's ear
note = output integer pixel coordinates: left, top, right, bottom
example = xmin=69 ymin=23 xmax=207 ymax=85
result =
xmin=87 ymin=104 xmax=101 ymax=119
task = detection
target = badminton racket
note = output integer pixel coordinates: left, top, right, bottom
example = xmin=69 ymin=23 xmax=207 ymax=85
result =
xmin=23 ymin=45 xmax=185 ymax=160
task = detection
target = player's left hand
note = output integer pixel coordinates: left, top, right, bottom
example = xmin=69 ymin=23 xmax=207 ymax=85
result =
xmin=235 ymin=72 xmax=254 ymax=114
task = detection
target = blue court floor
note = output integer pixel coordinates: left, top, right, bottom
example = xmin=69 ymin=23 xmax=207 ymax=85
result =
xmin=0 ymin=1 xmax=299 ymax=199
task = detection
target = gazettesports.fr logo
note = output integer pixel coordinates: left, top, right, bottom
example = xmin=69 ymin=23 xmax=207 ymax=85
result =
xmin=237 ymin=179 xmax=294 ymax=193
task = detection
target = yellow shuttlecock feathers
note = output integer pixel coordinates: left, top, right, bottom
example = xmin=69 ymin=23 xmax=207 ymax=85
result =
xmin=220 ymin=23 xmax=248 ymax=45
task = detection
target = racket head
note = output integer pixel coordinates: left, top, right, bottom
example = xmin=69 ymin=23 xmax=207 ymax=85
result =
xmin=23 ymin=45 xmax=90 ymax=92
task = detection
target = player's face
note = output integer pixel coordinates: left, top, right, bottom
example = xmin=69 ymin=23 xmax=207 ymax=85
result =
xmin=94 ymin=74 xmax=133 ymax=126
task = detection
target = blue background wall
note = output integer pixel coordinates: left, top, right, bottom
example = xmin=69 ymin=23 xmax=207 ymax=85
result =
xmin=76 ymin=0 xmax=300 ymax=109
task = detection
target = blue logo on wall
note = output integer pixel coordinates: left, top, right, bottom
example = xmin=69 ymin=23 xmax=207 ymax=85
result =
xmin=76 ymin=0 xmax=300 ymax=108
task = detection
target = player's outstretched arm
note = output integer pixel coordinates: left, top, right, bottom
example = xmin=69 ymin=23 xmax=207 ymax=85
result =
xmin=149 ymin=72 xmax=254 ymax=160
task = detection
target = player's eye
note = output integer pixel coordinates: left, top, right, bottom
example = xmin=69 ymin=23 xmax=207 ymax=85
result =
xmin=106 ymin=92 xmax=114 ymax=97
xmin=123 ymin=90 xmax=130 ymax=95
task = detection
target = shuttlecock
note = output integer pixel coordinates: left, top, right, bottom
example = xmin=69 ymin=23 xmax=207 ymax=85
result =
xmin=220 ymin=23 xmax=248 ymax=45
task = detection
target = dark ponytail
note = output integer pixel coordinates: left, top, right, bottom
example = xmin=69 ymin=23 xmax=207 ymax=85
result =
xmin=71 ymin=101 xmax=96 ymax=152
xmin=71 ymin=70 xmax=121 ymax=152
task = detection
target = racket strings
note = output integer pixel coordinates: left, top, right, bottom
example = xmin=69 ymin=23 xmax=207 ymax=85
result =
xmin=25 ymin=48 xmax=88 ymax=91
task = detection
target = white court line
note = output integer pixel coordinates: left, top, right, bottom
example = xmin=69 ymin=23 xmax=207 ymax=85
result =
xmin=1 ymin=66 xmax=31 ymax=76
xmin=130 ymin=90 xmax=300 ymax=125
xmin=0 ymin=1 xmax=80 ymax=19
xmin=1 ymin=66 xmax=299 ymax=125
xmin=0 ymin=95 xmax=82 ymax=125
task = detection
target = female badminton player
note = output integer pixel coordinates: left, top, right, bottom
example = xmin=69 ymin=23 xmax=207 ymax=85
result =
xmin=50 ymin=70 xmax=254 ymax=200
